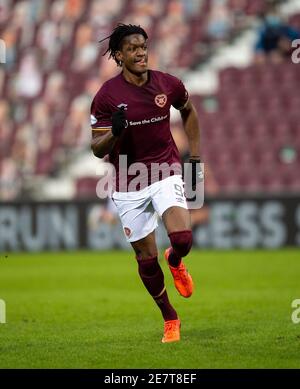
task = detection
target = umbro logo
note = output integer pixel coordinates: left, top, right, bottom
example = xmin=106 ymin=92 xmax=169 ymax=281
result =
xmin=117 ymin=103 xmax=128 ymax=110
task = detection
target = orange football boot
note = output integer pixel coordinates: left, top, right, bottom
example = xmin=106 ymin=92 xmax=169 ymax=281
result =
xmin=161 ymin=319 xmax=181 ymax=343
xmin=165 ymin=247 xmax=194 ymax=298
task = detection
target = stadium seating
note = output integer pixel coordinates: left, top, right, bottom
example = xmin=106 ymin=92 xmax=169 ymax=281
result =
xmin=1 ymin=0 xmax=299 ymax=199
xmin=198 ymin=60 xmax=300 ymax=193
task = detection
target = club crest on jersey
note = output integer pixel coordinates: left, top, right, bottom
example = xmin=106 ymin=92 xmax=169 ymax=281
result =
xmin=124 ymin=227 xmax=132 ymax=238
xmin=155 ymin=94 xmax=167 ymax=108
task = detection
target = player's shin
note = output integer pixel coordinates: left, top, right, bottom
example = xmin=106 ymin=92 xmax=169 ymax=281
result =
xmin=136 ymin=256 xmax=178 ymax=321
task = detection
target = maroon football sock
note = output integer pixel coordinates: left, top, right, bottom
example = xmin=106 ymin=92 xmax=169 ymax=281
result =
xmin=153 ymin=290 xmax=178 ymax=321
xmin=137 ymin=256 xmax=178 ymax=321
xmin=167 ymin=248 xmax=182 ymax=268
xmin=168 ymin=230 xmax=193 ymax=267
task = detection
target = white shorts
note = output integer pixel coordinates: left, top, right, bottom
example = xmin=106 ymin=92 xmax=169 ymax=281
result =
xmin=111 ymin=175 xmax=188 ymax=242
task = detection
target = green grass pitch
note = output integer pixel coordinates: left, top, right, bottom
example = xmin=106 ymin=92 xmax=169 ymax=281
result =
xmin=0 ymin=249 xmax=299 ymax=368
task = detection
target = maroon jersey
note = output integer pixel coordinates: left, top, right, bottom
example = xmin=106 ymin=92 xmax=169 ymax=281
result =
xmin=91 ymin=70 xmax=189 ymax=191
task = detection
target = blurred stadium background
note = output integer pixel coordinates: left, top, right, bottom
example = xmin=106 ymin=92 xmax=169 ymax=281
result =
xmin=1 ymin=0 xmax=300 ymax=369
xmin=1 ymin=0 xmax=300 ymax=252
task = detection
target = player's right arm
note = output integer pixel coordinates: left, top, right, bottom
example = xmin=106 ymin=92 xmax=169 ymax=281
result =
xmin=90 ymin=87 xmax=126 ymax=159
xmin=91 ymin=129 xmax=118 ymax=159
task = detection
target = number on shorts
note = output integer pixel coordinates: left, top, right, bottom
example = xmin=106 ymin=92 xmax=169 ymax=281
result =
xmin=174 ymin=184 xmax=184 ymax=198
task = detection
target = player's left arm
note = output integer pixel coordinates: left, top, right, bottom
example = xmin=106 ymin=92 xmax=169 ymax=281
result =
xmin=179 ymin=99 xmax=200 ymax=159
xmin=170 ymin=74 xmax=202 ymax=187
xmin=179 ymin=99 xmax=203 ymax=189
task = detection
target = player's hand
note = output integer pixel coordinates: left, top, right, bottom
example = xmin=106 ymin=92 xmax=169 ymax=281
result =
xmin=111 ymin=107 xmax=126 ymax=137
xmin=189 ymin=158 xmax=204 ymax=191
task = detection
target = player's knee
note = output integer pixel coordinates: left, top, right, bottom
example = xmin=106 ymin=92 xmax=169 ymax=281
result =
xmin=168 ymin=230 xmax=193 ymax=258
xmin=137 ymin=256 xmax=160 ymax=277
xmin=135 ymin=248 xmax=158 ymax=261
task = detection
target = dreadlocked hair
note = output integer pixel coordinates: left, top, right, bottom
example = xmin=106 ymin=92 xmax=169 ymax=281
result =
xmin=99 ymin=23 xmax=148 ymax=66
